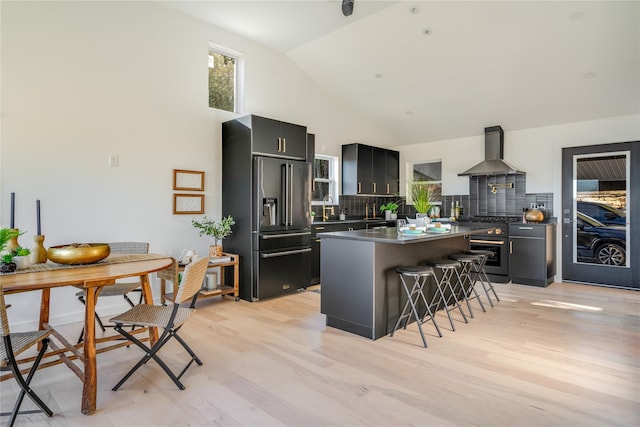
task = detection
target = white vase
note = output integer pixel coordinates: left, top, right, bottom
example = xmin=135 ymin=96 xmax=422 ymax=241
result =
xmin=14 ymin=255 xmax=31 ymax=270
xmin=415 ymin=213 xmax=431 ymax=225
xmin=390 ymin=213 xmax=398 ymax=220
xmin=385 ymin=210 xmax=392 ymax=220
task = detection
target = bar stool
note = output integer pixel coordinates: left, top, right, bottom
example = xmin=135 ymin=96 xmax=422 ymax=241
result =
xmin=425 ymin=259 xmax=469 ymax=330
xmin=448 ymin=253 xmax=486 ymax=317
xmin=391 ymin=266 xmax=443 ymax=348
xmin=467 ymin=249 xmax=500 ymax=308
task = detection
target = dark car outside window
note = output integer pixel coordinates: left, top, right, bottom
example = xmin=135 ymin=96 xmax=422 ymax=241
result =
xmin=576 ymin=201 xmax=626 ymax=226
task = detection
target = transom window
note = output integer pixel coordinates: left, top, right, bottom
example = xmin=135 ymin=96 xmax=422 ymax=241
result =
xmin=208 ymin=43 xmax=244 ymax=113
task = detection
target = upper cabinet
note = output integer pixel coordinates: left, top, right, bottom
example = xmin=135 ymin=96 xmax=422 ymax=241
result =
xmin=250 ymin=115 xmax=307 ymax=160
xmin=342 ymin=143 xmax=400 ymax=195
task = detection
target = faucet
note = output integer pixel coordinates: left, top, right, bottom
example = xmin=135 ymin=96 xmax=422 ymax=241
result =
xmin=322 ymin=196 xmax=335 ymax=222
xmin=364 ymin=202 xmax=376 ymax=220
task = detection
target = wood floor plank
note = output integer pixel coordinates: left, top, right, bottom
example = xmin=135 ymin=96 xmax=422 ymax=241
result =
xmin=2 ymin=282 xmax=638 ymax=426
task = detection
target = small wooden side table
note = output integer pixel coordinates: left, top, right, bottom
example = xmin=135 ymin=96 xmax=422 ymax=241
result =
xmin=159 ymin=253 xmax=239 ymax=304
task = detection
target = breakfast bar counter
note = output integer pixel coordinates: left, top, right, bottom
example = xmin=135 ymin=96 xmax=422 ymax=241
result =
xmin=318 ymin=225 xmax=491 ymax=339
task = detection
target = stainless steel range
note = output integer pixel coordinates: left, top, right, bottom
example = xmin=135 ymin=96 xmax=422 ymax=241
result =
xmin=463 ymin=216 xmax=521 ymax=283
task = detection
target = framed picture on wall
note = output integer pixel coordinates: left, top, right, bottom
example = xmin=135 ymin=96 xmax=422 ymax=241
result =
xmin=173 ymin=194 xmax=204 ymax=214
xmin=173 ymin=169 xmax=205 ymax=191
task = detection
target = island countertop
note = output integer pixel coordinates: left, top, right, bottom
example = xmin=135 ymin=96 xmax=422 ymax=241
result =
xmin=318 ymin=224 xmax=493 ymax=244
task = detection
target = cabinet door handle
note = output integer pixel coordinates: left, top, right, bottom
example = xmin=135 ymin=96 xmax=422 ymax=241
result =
xmin=509 ymin=240 xmax=513 ymax=254
xmin=358 ymin=182 xmax=361 ymax=193
xmin=387 ymin=183 xmax=390 ymax=194
xmin=277 ymin=137 xmax=282 ymax=152
xmin=373 ymin=182 xmax=377 ymax=193
xmin=283 ymin=138 xmax=286 ymax=152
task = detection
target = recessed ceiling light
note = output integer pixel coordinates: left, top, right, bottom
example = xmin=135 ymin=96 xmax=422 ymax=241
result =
xmin=375 ymin=73 xmax=383 ymax=79
xmin=570 ymin=11 xmax=585 ymax=21
xmin=409 ymin=6 xmax=419 ymax=14
xmin=422 ymin=28 xmax=432 ymax=36
xmin=583 ymin=72 xmax=596 ymax=79
xmin=405 ymin=110 xmax=414 ymax=116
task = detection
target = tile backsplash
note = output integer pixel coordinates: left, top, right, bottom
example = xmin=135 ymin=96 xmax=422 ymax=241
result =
xmin=311 ymin=179 xmax=553 ymax=220
xmin=468 ymin=174 xmax=553 ymax=217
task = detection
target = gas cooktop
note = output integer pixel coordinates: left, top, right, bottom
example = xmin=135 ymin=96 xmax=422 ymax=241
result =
xmin=464 ymin=216 xmax=521 ymax=223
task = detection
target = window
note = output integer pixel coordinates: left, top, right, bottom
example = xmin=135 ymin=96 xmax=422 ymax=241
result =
xmin=208 ymin=43 xmax=244 ymax=113
xmin=410 ymin=161 xmax=442 ymax=205
xmin=312 ymin=154 xmax=339 ymax=204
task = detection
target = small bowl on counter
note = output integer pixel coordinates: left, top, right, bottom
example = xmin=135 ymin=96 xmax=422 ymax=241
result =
xmin=47 ymin=243 xmax=110 ymax=264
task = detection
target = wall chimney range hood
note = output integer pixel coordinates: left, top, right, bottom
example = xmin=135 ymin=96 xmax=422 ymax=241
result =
xmin=458 ymin=125 xmax=525 ymax=176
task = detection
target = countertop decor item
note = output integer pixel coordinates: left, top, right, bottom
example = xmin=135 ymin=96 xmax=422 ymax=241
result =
xmin=1 ymin=227 xmax=23 ymax=258
xmin=410 ymin=182 xmax=432 ymax=216
xmin=525 ymin=209 xmax=545 ymax=223
xmin=1 ymin=253 xmax=16 ymax=273
xmin=379 ymin=200 xmax=400 ymax=221
xmin=47 ymin=243 xmax=110 ymax=264
xmin=12 ymin=247 xmax=31 ymax=269
xmin=32 ymin=235 xmax=48 ymax=263
xmin=191 ymin=215 xmax=235 ymax=258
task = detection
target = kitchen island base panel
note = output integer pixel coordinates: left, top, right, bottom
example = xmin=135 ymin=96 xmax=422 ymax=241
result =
xmin=320 ymin=232 xmax=470 ymax=340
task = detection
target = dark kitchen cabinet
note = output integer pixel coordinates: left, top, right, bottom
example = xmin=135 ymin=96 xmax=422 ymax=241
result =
xmin=250 ymin=115 xmax=307 ymax=160
xmin=509 ymin=222 xmax=556 ymax=287
xmin=385 ymin=150 xmax=400 ymax=194
xmin=342 ymin=143 xmax=399 ymax=195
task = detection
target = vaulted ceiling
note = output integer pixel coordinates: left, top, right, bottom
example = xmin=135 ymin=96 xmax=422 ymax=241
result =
xmin=164 ymin=1 xmax=640 ymax=145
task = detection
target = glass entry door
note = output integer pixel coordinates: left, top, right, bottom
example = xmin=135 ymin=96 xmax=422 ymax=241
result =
xmin=561 ymin=141 xmax=639 ymax=288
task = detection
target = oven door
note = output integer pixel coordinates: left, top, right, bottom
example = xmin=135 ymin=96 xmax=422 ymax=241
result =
xmin=469 ymin=237 xmax=509 ymax=279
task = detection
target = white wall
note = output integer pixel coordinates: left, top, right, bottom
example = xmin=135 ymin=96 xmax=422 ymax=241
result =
xmin=0 ymin=1 xmax=392 ymax=328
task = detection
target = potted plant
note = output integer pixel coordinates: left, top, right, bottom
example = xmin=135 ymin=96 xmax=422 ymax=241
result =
xmin=12 ymin=247 xmax=32 ymax=270
xmin=1 ymin=227 xmax=21 ymax=273
xmin=379 ymin=201 xmax=400 ymax=221
xmin=410 ymin=182 xmax=432 ymax=220
xmin=191 ymin=215 xmax=235 ymax=258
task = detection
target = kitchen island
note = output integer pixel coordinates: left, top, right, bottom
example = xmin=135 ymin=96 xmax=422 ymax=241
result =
xmin=319 ymin=225 xmax=491 ymax=340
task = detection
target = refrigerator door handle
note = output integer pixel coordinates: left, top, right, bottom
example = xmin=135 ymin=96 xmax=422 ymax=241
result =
xmin=260 ymin=248 xmax=312 ymax=258
xmin=281 ymin=164 xmax=289 ymax=225
xmin=261 ymin=231 xmax=311 ymax=239
xmin=288 ymin=163 xmax=294 ymax=226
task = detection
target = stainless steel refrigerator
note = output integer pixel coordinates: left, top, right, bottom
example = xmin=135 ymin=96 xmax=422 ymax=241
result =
xmin=222 ymin=115 xmax=312 ymax=301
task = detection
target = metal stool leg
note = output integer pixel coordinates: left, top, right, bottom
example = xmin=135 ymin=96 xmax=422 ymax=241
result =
xmin=450 ymin=254 xmax=487 ymax=315
xmin=426 ymin=260 xmax=469 ymax=330
xmin=391 ymin=267 xmax=443 ymax=348
xmin=468 ymin=250 xmax=501 ymax=306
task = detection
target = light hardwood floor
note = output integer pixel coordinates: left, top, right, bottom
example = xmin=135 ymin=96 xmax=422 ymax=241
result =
xmin=2 ymin=282 xmax=639 ymax=426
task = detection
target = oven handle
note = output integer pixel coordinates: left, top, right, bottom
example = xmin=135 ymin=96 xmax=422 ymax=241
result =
xmin=470 ymin=239 xmax=505 ymax=245
xmin=260 ymin=248 xmax=312 ymax=258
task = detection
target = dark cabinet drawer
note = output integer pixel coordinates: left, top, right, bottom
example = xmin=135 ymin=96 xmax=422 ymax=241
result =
xmin=509 ymin=224 xmax=547 ymax=238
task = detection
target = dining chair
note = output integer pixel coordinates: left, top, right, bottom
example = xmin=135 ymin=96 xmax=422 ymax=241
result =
xmin=110 ymin=257 xmax=208 ymax=391
xmin=76 ymin=241 xmax=149 ymax=343
xmin=0 ymin=285 xmax=55 ymax=427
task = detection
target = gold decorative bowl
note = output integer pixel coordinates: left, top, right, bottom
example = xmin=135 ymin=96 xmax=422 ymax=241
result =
xmin=47 ymin=243 xmax=110 ymax=265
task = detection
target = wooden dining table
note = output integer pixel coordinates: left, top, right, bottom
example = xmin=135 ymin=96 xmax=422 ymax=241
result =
xmin=0 ymin=254 xmax=173 ymax=415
